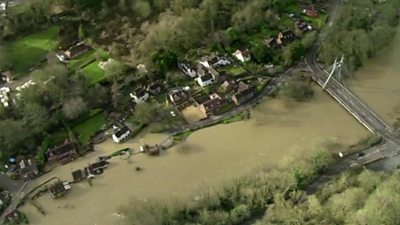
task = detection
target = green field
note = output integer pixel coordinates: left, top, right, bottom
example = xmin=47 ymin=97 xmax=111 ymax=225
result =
xmin=68 ymin=48 xmax=110 ymax=84
xmin=81 ymin=61 xmax=108 ymax=84
xmin=7 ymin=26 xmax=59 ymax=75
xmin=220 ymin=65 xmax=247 ymax=76
xmin=67 ymin=49 xmax=96 ymax=70
xmin=72 ymin=112 xmax=106 ymax=144
xmin=302 ymin=14 xmax=328 ymax=29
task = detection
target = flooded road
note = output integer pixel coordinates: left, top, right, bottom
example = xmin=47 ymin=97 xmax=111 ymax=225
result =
xmin=20 ymin=88 xmax=368 ymax=225
xmin=349 ymin=28 xmax=400 ymax=125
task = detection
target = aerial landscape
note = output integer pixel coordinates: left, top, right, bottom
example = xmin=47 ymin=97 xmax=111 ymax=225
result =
xmin=0 ymin=0 xmax=400 ymax=224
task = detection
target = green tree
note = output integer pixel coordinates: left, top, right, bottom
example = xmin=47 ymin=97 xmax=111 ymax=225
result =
xmin=251 ymin=42 xmax=273 ymax=63
xmin=232 ymin=0 xmax=264 ymax=32
xmin=151 ymin=49 xmax=177 ymax=76
xmin=104 ymin=60 xmax=128 ymax=79
xmin=131 ymin=0 xmax=152 ymax=22
xmin=0 ymin=119 xmax=30 ymax=157
xmin=78 ymin=24 xmax=86 ymax=41
xmin=134 ymin=102 xmax=158 ymax=124
xmin=62 ymin=97 xmax=88 ymax=120
xmin=0 ymin=45 xmax=11 ymax=71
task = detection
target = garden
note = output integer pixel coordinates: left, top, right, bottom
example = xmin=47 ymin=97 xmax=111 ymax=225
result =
xmin=71 ymin=111 xmax=106 ymax=145
xmin=7 ymin=26 xmax=59 ymax=75
xmin=68 ymin=48 xmax=110 ymax=85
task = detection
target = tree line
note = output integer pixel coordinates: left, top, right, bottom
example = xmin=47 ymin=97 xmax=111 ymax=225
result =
xmin=118 ymin=147 xmax=334 ymax=225
xmin=319 ymin=0 xmax=400 ymax=71
xmin=0 ymin=60 xmax=108 ymax=161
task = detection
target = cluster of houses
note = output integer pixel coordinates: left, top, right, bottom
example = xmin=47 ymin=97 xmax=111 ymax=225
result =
xmin=71 ymin=157 xmax=110 ymax=183
xmin=179 ymin=51 xmax=251 ymax=89
xmin=46 ymin=156 xmax=111 ymax=199
xmin=173 ymin=54 xmax=259 ymax=118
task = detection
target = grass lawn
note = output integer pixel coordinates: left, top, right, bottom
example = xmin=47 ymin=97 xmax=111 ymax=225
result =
xmin=72 ymin=112 xmax=106 ymax=145
xmin=67 ymin=49 xmax=96 ymax=70
xmin=7 ymin=26 xmax=59 ymax=75
xmin=220 ymin=65 xmax=247 ymax=76
xmin=284 ymin=3 xmax=301 ymax=14
xmin=80 ymin=61 xmax=108 ymax=85
xmin=48 ymin=129 xmax=69 ymax=146
xmin=279 ymin=16 xmax=294 ymax=29
xmin=302 ymin=14 xmax=328 ymax=29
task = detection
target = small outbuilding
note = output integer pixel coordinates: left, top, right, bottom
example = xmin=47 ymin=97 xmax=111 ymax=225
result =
xmin=112 ymin=126 xmax=132 ymax=143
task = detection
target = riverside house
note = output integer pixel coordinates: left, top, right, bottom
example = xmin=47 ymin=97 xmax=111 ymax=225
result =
xmin=232 ymin=85 xmax=257 ymax=105
xmin=200 ymin=97 xmax=229 ymax=117
xmin=48 ymin=181 xmax=71 ymax=198
xmin=46 ymin=140 xmax=78 ymax=164
xmin=18 ymin=159 xmax=39 ymax=181
xmin=112 ymin=126 xmax=131 ymax=143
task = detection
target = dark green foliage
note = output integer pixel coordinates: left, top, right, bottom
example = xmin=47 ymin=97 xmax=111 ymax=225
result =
xmin=320 ymin=0 xmax=400 ymax=71
xmin=151 ymin=49 xmax=178 ymax=76
xmin=278 ymin=73 xmax=314 ymax=101
xmin=36 ymin=135 xmax=50 ymax=167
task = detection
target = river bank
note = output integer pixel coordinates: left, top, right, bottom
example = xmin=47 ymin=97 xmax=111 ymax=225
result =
xmin=349 ymin=26 xmax=400 ymax=125
xmin=19 ymin=86 xmax=368 ymax=225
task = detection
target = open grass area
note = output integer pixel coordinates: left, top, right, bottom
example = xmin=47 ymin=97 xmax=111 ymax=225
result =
xmin=284 ymin=3 xmax=301 ymax=14
xmin=72 ymin=112 xmax=106 ymax=145
xmin=68 ymin=48 xmax=110 ymax=84
xmin=80 ymin=61 xmax=108 ymax=85
xmin=67 ymin=49 xmax=96 ymax=70
xmin=279 ymin=16 xmax=295 ymax=29
xmin=7 ymin=26 xmax=59 ymax=75
xmin=219 ymin=65 xmax=247 ymax=76
xmin=302 ymin=14 xmax=328 ymax=29
xmin=48 ymin=129 xmax=69 ymax=147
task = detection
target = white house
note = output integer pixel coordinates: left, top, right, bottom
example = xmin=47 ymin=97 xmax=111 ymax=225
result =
xmin=178 ymin=62 xmax=197 ymax=78
xmin=233 ymin=49 xmax=251 ymax=63
xmin=129 ymin=86 xmax=149 ymax=104
xmin=197 ymin=74 xmax=214 ymax=87
xmin=112 ymin=126 xmax=132 ymax=143
xmin=199 ymin=60 xmax=211 ymax=68
xmin=212 ymin=58 xmax=231 ymax=67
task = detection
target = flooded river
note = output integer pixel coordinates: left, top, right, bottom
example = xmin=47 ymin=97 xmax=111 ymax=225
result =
xmin=19 ymin=28 xmax=400 ymax=225
xmin=349 ymin=28 xmax=400 ymax=124
xmin=20 ymin=88 xmax=368 ymax=225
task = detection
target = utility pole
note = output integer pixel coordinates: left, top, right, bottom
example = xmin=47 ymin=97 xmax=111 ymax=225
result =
xmin=323 ymin=55 xmax=344 ymax=89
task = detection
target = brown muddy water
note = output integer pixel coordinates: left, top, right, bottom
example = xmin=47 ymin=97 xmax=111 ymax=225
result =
xmin=21 ymin=29 xmax=400 ymax=225
xmin=20 ymin=88 xmax=369 ymax=225
xmin=20 ymin=29 xmax=400 ymax=225
xmin=349 ymin=28 xmax=400 ymax=124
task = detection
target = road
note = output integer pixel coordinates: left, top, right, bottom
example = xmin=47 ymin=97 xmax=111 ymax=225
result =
xmin=305 ymin=0 xmax=400 ymax=192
